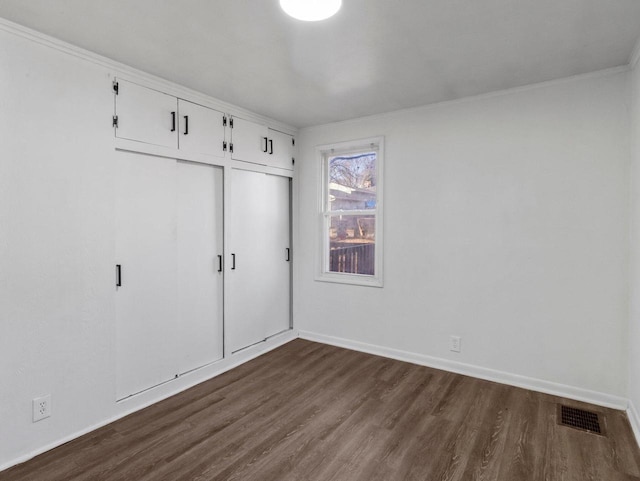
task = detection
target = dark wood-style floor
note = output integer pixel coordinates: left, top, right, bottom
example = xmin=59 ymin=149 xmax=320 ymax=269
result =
xmin=3 ymin=339 xmax=640 ymax=481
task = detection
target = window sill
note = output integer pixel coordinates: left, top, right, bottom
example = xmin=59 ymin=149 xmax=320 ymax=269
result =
xmin=315 ymin=272 xmax=383 ymax=288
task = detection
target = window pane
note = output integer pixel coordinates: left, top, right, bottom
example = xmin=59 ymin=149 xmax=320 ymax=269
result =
xmin=328 ymin=152 xmax=376 ymax=211
xmin=328 ymin=215 xmax=375 ymax=275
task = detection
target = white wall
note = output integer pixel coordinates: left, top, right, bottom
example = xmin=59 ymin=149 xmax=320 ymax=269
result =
xmin=0 ymin=23 xmax=299 ymax=470
xmin=296 ymin=69 xmax=631 ymax=403
xmin=0 ymin=27 xmax=117 ymax=465
xmin=629 ymin=56 xmax=640 ymax=433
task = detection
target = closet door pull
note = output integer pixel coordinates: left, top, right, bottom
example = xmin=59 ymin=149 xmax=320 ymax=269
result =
xmin=269 ymin=139 xmax=273 ymax=155
xmin=171 ymin=112 xmax=176 ymax=132
xmin=263 ymin=137 xmax=268 ymax=153
xmin=231 ymin=253 xmax=236 ymax=270
xmin=286 ymin=248 xmax=290 ymax=261
xmin=184 ymin=115 xmax=189 ymax=135
xmin=116 ymin=264 xmax=122 ymax=287
xmin=217 ymin=255 xmax=223 ymax=272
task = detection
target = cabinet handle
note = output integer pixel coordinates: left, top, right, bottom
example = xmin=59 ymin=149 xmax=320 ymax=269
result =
xmin=217 ymin=255 xmax=222 ymax=272
xmin=286 ymin=248 xmax=290 ymax=262
xmin=171 ymin=112 xmax=176 ymax=132
xmin=263 ymin=137 xmax=268 ymax=153
xmin=269 ymin=139 xmax=273 ymax=155
xmin=116 ymin=264 xmax=122 ymax=287
xmin=184 ymin=115 xmax=189 ymax=135
xmin=231 ymin=253 xmax=236 ymax=270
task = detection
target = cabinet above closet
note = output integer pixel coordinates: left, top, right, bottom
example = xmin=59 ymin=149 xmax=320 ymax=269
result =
xmin=230 ymin=116 xmax=295 ymax=171
xmin=113 ymin=79 xmax=227 ymax=159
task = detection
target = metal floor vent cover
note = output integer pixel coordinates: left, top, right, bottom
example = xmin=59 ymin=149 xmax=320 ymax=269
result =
xmin=558 ymin=404 xmax=605 ymax=436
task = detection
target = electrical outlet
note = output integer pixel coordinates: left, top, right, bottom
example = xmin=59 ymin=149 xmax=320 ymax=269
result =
xmin=450 ymin=336 xmax=461 ymax=353
xmin=33 ymin=394 xmax=51 ymax=422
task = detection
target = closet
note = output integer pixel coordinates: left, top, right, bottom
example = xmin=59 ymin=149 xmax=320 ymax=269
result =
xmin=115 ymin=152 xmax=224 ymax=399
xmin=113 ymin=77 xmax=294 ymax=398
xmin=227 ymin=169 xmax=292 ymax=353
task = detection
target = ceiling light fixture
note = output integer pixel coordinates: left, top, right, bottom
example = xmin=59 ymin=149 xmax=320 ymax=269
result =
xmin=279 ymin=0 xmax=342 ymax=21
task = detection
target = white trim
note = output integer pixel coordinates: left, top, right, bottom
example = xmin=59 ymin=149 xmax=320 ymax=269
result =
xmin=301 ymin=66 xmax=630 ymax=134
xmin=0 ymin=17 xmax=296 ymax=136
xmin=114 ymin=140 xmax=294 ymax=179
xmin=0 ymin=330 xmax=298 ymax=473
xmin=298 ymin=330 xmax=629 ymax=410
xmin=628 ymin=400 xmax=640 ymax=448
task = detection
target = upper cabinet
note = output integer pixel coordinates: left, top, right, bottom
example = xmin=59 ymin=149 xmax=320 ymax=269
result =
xmin=268 ymin=127 xmax=295 ymax=171
xmin=113 ymin=79 xmax=295 ymax=168
xmin=114 ymin=79 xmax=177 ymax=149
xmin=229 ymin=116 xmax=268 ymax=165
xmin=177 ymin=99 xmax=226 ymax=157
xmin=230 ymin=116 xmax=294 ymax=171
xmin=114 ymin=79 xmax=226 ymax=159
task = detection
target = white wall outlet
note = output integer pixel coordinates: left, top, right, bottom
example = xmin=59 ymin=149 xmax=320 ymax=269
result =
xmin=33 ymin=394 xmax=51 ymax=422
xmin=450 ymin=336 xmax=462 ymax=353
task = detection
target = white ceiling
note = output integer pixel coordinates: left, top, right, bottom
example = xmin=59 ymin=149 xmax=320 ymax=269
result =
xmin=1 ymin=1 xmax=639 ymax=128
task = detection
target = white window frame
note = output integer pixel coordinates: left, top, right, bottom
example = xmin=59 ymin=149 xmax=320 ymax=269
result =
xmin=316 ymin=136 xmax=384 ymax=287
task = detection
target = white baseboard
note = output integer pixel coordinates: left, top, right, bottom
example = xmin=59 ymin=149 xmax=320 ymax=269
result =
xmin=0 ymin=330 xmax=298 ymax=473
xmin=2 ymin=329 xmax=632 ymax=473
xmin=628 ymin=400 xmax=640 ymax=448
xmin=298 ymin=330 xmax=628 ymax=410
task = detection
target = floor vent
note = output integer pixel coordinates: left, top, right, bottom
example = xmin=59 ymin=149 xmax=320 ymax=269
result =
xmin=558 ymin=404 xmax=605 ymax=436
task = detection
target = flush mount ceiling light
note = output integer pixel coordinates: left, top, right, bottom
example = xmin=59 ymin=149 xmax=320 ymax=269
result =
xmin=279 ymin=0 xmax=342 ymax=21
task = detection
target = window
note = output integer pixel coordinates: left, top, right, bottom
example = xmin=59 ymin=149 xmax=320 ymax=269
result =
xmin=317 ymin=137 xmax=383 ymax=287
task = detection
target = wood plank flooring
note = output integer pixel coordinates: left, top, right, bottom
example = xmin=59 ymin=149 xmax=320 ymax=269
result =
xmin=2 ymin=339 xmax=640 ymax=480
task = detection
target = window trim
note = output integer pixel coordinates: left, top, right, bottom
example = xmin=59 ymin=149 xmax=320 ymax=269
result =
xmin=315 ymin=136 xmax=384 ymax=287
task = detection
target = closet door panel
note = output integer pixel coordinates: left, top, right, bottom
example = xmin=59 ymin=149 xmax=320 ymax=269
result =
xmin=115 ymin=152 xmax=178 ymax=400
xmin=176 ymin=161 xmax=224 ymax=373
xmin=227 ymin=169 xmax=269 ymax=352
xmin=262 ymin=174 xmax=292 ymax=338
xmin=115 ymin=79 xmax=178 ymax=149
xmin=227 ymin=170 xmax=291 ymax=353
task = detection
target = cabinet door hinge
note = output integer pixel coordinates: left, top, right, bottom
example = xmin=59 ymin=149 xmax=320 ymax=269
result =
xmin=223 ymin=141 xmax=227 ymax=152
xmin=230 ymin=143 xmax=234 ymax=153
xmin=230 ymin=117 xmax=234 ymax=129
xmin=112 ymin=115 xmax=118 ymax=128
xmin=112 ymin=80 xmax=119 ymax=95
xmin=223 ymin=115 xmax=227 ymax=127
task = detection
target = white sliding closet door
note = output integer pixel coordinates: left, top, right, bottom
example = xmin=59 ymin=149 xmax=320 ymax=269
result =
xmin=227 ymin=169 xmax=291 ymax=353
xmin=176 ymin=161 xmax=224 ymax=373
xmin=115 ymin=152 xmax=178 ymax=400
xmin=262 ymin=173 xmax=292 ymax=339
xmin=116 ymin=153 xmax=224 ymax=400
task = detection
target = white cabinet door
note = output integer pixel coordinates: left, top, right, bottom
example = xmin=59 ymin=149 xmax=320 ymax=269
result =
xmin=227 ymin=170 xmax=291 ymax=353
xmin=115 ymin=151 xmax=179 ymax=399
xmin=115 ymin=79 xmax=178 ymax=149
xmin=176 ymin=161 xmax=224 ymax=373
xmin=267 ymin=128 xmax=295 ymax=171
xmin=178 ymin=100 xmax=226 ymax=158
xmin=230 ymin=117 xmax=268 ymax=166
